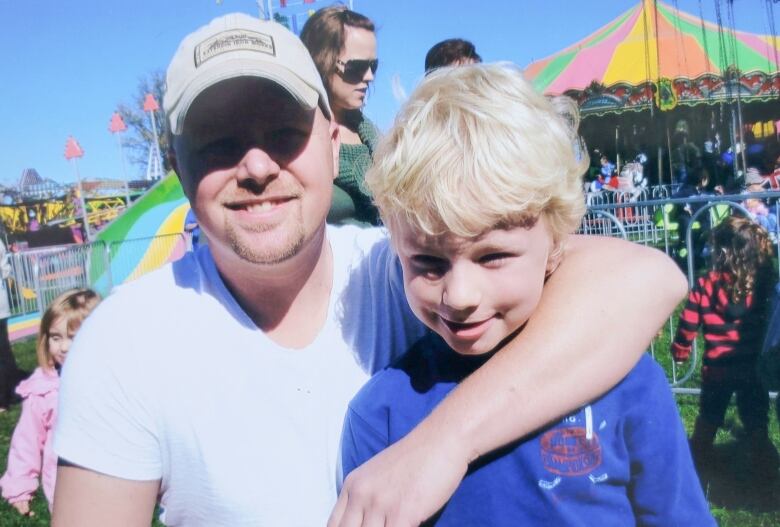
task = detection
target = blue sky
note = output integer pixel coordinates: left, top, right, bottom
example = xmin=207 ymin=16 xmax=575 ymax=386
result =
xmin=0 ymin=0 xmax=773 ymax=185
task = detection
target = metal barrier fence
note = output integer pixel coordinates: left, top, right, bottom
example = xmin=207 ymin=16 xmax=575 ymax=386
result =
xmin=5 ymin=233 xmax=187 ymax=318
xmin=582 ymin=188 xmax=780 ymax=247
xmin=580 ymin=189 xmax=780 ymax=394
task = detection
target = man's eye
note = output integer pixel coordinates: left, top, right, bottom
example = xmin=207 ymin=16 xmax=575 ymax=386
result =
xmin=265 ymin=128 xmax=308 ymax=157
xmin=199 ymin=139 xmax=243 ymax=167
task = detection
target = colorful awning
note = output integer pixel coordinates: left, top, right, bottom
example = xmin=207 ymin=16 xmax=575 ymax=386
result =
xmin=526 ymin=0 xmax=780 ymax=95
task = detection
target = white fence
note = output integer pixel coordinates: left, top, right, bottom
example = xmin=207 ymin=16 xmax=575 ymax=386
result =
xmin=6 ymin=233 xmax=188 ymax=318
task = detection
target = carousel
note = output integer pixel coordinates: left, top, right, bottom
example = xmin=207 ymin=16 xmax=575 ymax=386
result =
xmin=524 ymin=0 xmax=780 ymax=188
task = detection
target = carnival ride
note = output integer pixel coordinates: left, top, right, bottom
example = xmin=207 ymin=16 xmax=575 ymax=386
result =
xmin=90 ymin=171 xmax=189 ymax=290
xmin=0 ymin=168 xmax=151 ymax=245
xmin=524 ymin=0 xmax=780 ymax=184
xmin=2 ymin=86 xmax=184 ymax=338
xmin=6 ymin=173 xmax=190 ymax=341
xmin=0 ymin=193 xmax=136 ymax=238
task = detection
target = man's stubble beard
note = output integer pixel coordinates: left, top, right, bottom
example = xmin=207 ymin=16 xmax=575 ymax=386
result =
xmin=225 ymin=215 xmax=306 ymax=265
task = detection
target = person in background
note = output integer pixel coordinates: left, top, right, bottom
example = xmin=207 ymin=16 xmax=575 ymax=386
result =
xmin=0 ymin=289 xmax=99 ymax=514
xmin=768 ymin=154 xmax=780 ymax=189
xmin=183 ymin=207 xmax=202 ymax=250
xmin=586 ymin=153 xmax=618 ymax=194
xmin=301 ymin=5 xmax=381 ymax=225
xmin=598 ymin=154 xmax=617 ymax=188
xmin=341 ymin=62 xmax=714 ymax=526
xmin=27 ymin=210 xmax=39 ymax=233
xmin=672 ymin=216 xmax=777 ymax=474
xmin=743 ymin=167 xmax=777 ymax=236
xmin=424 ymin=38 xmax=482 ymax=74
xmin=703 ymin=131 xmax=729 ymax=190
xmin=744 ymin=129 xmax=766 ymax=173
xmin=0 ymin=234 xmax=24 ymax=411
xmin=671 ymin=119 xmax=702 ymax=187
xmin=669 ymin=166 xmax=726 ymax=271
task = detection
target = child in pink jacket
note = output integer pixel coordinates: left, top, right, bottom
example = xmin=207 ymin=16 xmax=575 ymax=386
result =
xmin=0 ymin=288 xmax=99 ymax=514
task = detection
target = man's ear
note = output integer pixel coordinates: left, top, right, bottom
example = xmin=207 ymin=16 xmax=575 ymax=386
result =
xmin=168 ymin=140 xmax=195 ymax=203
xmin=329 ymin=118 xmax=340 ymax=181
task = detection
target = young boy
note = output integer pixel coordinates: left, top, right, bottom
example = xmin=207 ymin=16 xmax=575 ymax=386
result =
xmin=339 ymin=63 xmax=715 ymax=526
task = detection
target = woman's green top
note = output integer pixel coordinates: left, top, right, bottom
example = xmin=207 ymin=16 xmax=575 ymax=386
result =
xmin=327 ymin=114 xmax=381 ymax=226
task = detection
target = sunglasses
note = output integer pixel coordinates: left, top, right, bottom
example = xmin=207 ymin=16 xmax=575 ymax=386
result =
xmin=335 ymin=58 xmax=379 ymax=83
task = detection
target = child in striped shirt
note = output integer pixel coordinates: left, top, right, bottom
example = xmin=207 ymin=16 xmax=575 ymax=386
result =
xmin=672 ymin=215 xmax=777 ymax=471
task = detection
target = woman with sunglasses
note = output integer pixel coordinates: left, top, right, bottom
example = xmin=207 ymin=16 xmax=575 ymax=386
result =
xmin=301 ymin=6 xmax=381 ymax=225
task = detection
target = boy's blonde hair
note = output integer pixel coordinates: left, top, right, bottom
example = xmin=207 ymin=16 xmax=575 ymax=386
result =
xmin=367 ymin=62 xmax=588 ymax=253
xmin=37 ymin=288 xmax=100 ymax=371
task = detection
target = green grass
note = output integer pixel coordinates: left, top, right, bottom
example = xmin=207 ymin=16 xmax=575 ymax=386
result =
xmin=1 ymin=328 xmax=780 ymax=526
xmin=650 ymin=302 xmax=780 ymax=526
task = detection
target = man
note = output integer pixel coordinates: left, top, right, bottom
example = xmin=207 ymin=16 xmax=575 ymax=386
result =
xmin=53 ymin=14 xmax=685 ymax=526
xmin=424 ymin=38 xmax=481 ymax=74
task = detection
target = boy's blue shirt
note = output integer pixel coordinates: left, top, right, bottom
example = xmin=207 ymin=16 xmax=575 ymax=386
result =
xmin=341 ymin=333 xmax=715 ymax=526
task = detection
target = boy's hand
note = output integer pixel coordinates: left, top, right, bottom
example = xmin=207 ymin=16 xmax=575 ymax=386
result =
xmin=12 ymin=500 xmax=31 ymax=515
xmin=328 ymin=434 xmax=468 ymax=527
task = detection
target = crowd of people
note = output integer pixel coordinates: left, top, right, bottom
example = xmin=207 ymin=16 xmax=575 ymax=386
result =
xmin=587 ymin=116 xmax=780 ymax=195
xmin=0 ymin=5 xmax=776 ymax=526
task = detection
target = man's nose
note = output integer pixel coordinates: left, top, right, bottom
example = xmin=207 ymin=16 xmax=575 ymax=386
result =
xmin=236 ymin=147 xmax=281 ymax=187
xmin=442 ymin=264 xmax=480 ymax=312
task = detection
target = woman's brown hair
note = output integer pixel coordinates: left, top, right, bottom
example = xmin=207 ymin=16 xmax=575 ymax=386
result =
xmin=300 ymin=5 xmax=375 ymax=94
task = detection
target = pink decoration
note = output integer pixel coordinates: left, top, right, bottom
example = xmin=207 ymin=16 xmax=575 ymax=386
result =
xmin=64 ymin=136 xmax=84 ymax=160
xmin=143 ymin=93 xmax=159 ymax=112
xmin=109 ymin=112 xmax=127 ymax=133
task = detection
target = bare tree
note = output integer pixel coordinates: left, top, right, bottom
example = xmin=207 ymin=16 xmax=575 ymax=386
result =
xmin=116 ymin=70 xmax=171 ymax=176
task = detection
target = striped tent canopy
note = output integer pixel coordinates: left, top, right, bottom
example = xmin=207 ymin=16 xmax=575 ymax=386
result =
xmin=525 ymin=0 xmax=780 ymax=115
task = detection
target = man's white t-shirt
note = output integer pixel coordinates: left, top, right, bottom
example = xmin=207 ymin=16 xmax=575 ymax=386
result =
xmin=55 ymin=226 xmax=425 ymax=526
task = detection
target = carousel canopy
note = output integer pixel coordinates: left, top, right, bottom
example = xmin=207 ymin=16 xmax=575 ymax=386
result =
xmin=525 ymin=0 xmax=780 ymax=115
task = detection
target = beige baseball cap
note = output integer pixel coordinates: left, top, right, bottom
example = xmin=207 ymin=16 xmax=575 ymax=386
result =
xmin=164 ymin=12 xmax=331 ymax=135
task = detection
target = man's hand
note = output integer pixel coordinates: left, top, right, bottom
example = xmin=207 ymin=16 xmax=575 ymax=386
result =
xmin=329 ymin=434 xmax=468 ymax=527
xmin=12 ymin=500 xmax=31 ymax=515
